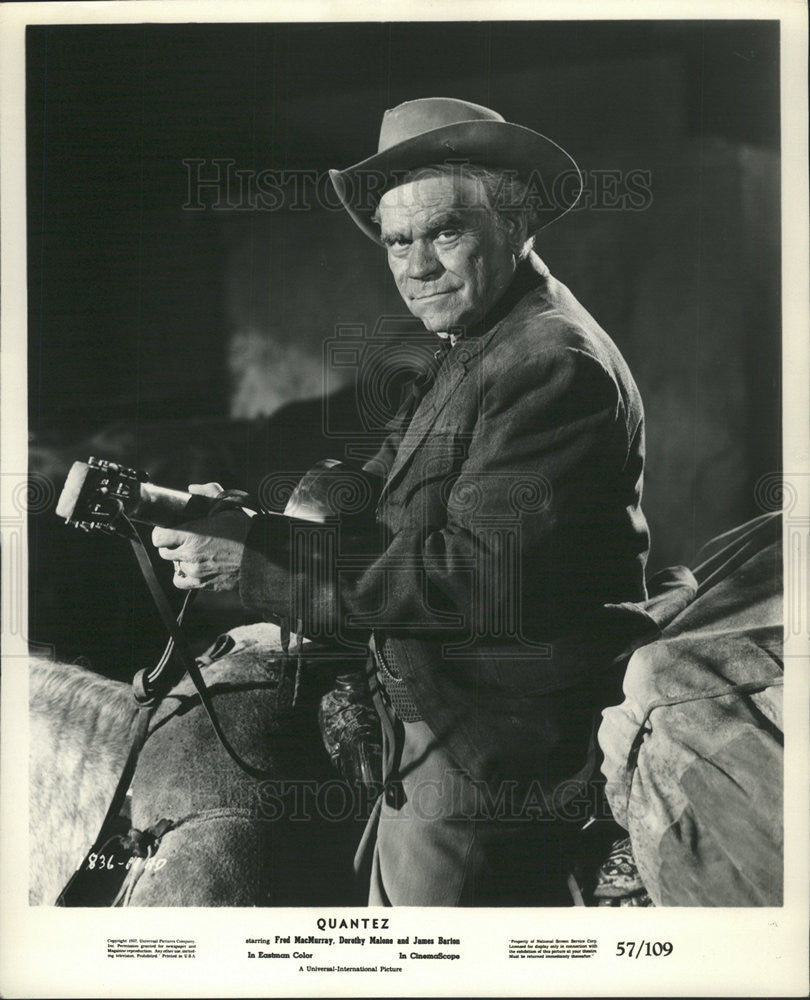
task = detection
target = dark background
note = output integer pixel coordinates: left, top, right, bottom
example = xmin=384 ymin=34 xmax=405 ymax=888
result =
xmin=27 ymin=20 xmax=781 ymax=669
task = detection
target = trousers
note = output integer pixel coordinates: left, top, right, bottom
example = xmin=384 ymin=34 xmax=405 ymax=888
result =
xmin=356 ymin=714 xmax=575 ymax=907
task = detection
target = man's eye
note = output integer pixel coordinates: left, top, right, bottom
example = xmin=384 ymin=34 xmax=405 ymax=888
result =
xmin=434 ymin=230 xmax=460 ymax=244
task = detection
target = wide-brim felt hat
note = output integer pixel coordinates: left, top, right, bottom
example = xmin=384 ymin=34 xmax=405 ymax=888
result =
xmin=329 ymin=97 xmax=582 ymax=244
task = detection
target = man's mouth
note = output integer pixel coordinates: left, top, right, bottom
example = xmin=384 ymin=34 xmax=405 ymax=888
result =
xmin=411 ymin=289 xmax=455 ymax=301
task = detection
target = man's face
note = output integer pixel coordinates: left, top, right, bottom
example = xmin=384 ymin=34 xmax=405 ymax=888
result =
xmin=377 ymin=173 xmax=517 ymax=332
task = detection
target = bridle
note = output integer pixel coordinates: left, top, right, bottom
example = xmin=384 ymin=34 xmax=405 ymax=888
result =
xmin=52 ymin=457 xmax=380 ymax=905
xmin=54 ymin=491 xmax=292 ymax=905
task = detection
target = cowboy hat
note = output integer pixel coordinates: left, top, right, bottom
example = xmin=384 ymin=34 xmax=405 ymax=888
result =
xmin=329 ymin=97 xmax=582 ymax=244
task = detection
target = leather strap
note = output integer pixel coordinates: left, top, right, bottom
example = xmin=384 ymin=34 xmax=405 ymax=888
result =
xmin=55 ymin=704 xmax=154 ymax=905
xmin=54 ymin=493 xmax=279 ymax=905
xmin=120 ymin=510 xmax=280 ymax=780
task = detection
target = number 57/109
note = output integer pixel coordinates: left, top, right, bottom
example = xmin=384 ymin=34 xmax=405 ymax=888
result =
xmin=616 ymin=941 xmax=673 ymax=958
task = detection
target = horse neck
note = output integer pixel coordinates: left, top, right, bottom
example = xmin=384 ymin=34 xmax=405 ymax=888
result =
xmin=29 ymin=658 xmax=138 ymax=754
xmin=29 ymin=659 xmax=139 ymax=904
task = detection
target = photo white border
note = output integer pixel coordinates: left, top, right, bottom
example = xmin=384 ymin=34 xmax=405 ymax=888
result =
xmin=2 ymin=2 xmax=807 ymax=997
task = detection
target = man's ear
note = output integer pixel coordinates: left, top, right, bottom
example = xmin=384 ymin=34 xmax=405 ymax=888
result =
xmin=500 ymin=212 xmax=529 ymax=255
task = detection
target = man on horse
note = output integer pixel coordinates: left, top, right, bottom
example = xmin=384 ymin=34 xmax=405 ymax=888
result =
xmin=151 ymin=98 xmax=650 ymax=906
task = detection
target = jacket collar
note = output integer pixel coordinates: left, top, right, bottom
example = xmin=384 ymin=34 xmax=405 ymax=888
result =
xmin=442 ymin=251 xmax=547 ymax=369
xmin=378 ymin=254 xmax=547 ymax=501
xmin=463 ymin=252 xmax=546 ymax=338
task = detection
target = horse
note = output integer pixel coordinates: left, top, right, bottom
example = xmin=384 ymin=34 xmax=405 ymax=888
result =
xmin=29 ymin=623 xmax=369 ymax=906
xmin=29 ymin=513 xmax=783 ymax=908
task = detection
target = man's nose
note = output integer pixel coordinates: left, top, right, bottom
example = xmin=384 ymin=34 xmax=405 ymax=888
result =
xmin=407 ymin=240 xmax=441 ymax=279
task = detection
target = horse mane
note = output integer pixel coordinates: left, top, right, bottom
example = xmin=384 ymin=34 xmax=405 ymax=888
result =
xmin=29 ymin=658 xmax=136 ymax=746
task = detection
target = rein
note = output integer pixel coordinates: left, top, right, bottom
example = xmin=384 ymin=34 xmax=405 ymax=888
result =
xmin=54 ymin=491 xmax=287 ymax=906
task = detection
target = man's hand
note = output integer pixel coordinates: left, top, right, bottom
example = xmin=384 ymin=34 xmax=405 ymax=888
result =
xmin=152 ymin=482 xmax=252 ymax=592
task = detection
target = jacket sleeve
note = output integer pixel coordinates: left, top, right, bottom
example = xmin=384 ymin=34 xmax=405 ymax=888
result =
xmin=239 ymin=345 xmax=627 ymax=644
